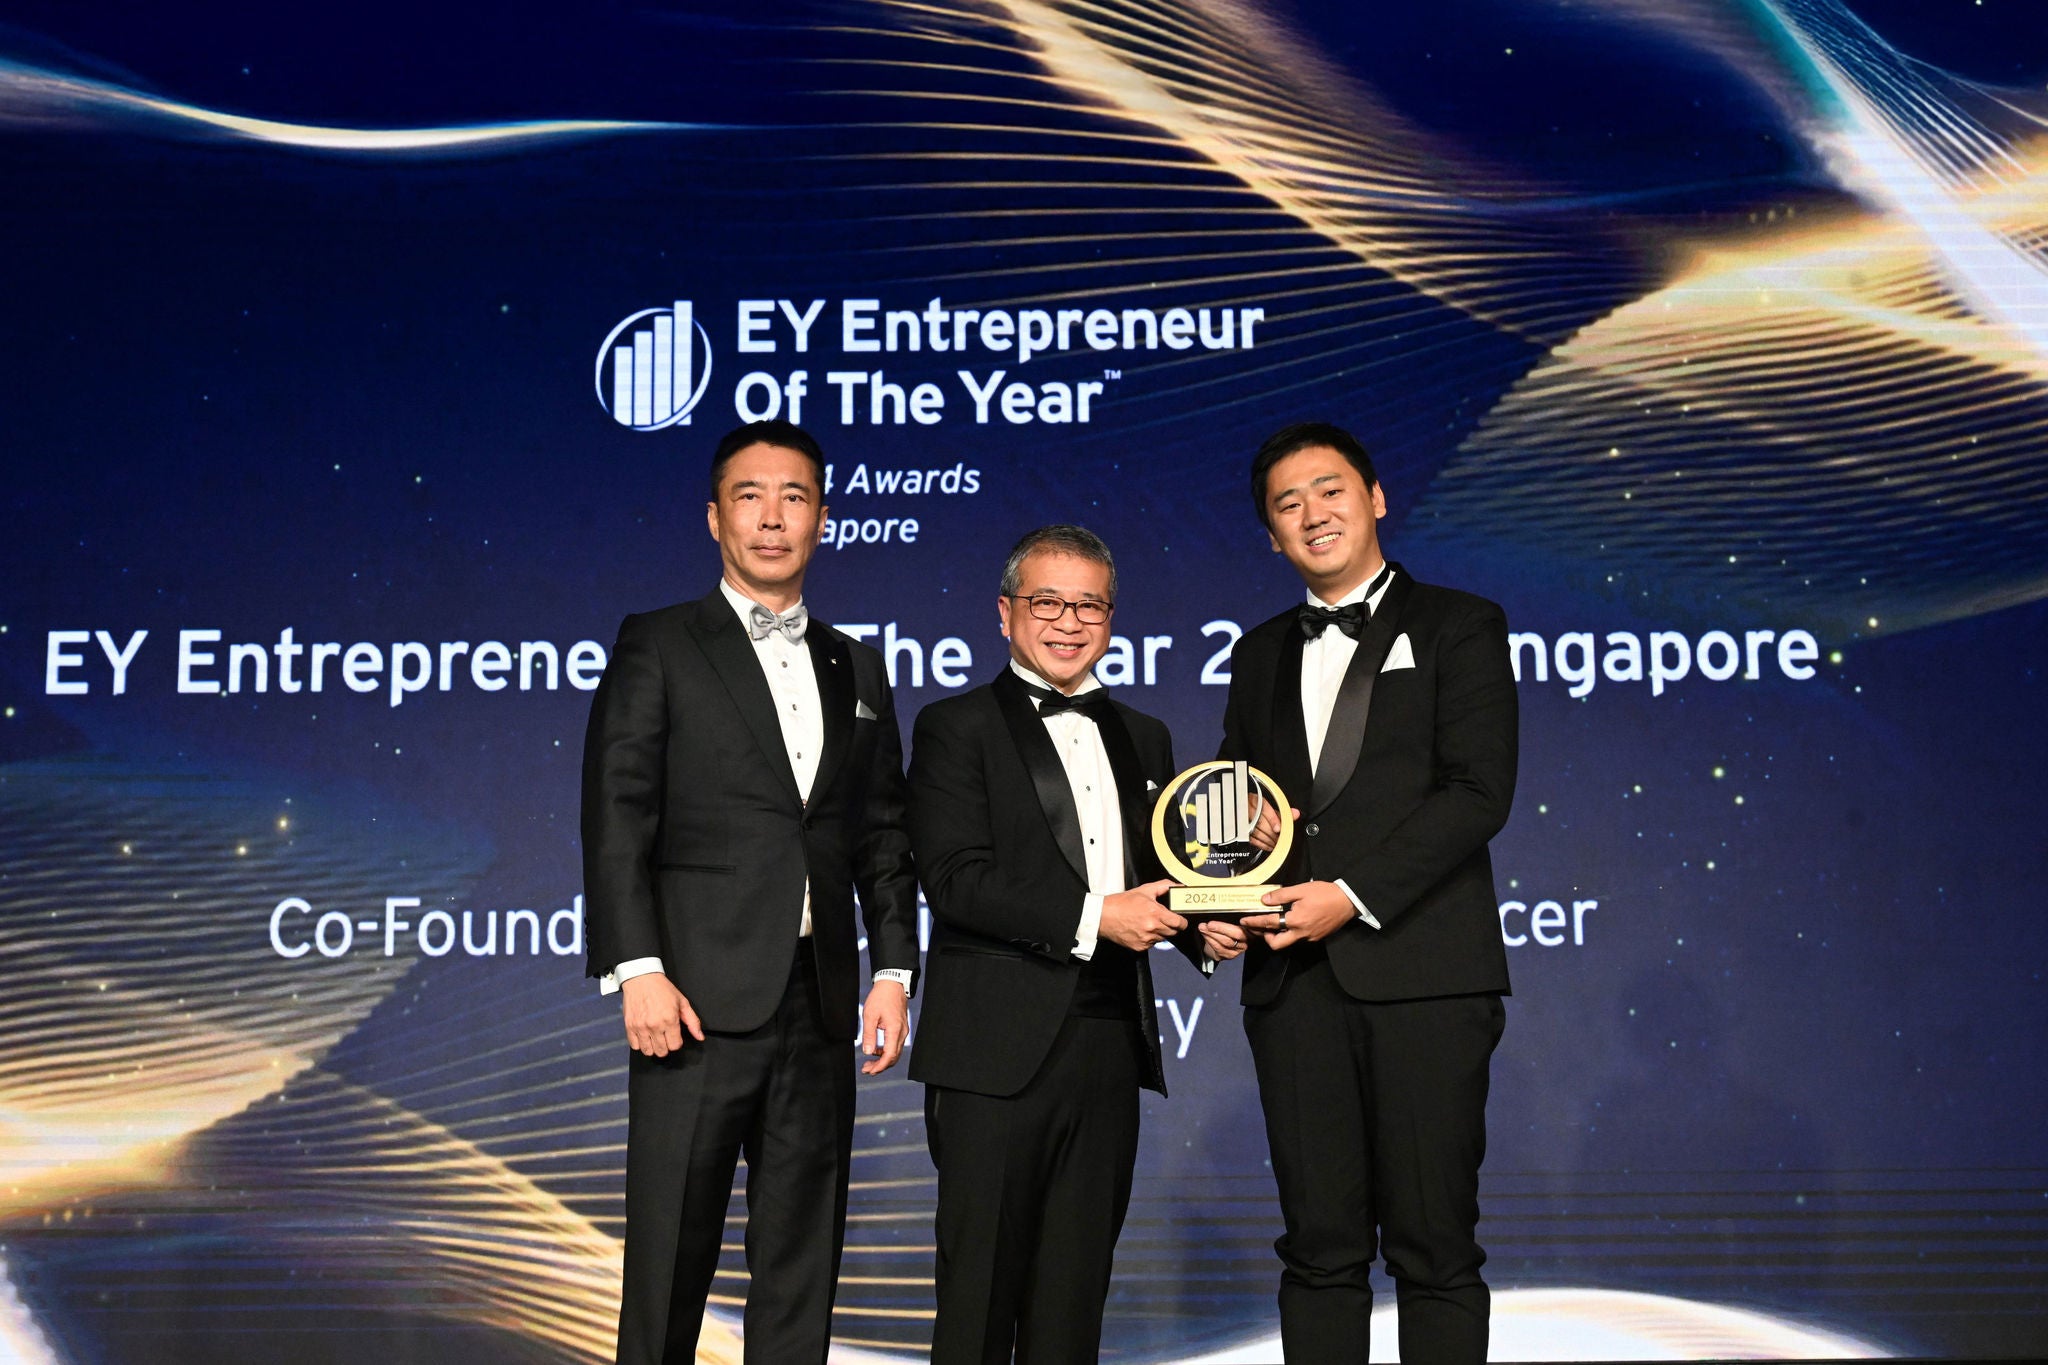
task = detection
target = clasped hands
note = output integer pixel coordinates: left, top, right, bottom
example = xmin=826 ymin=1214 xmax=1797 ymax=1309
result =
xmin=1100 ymin=879 xmax=1248 ymax=962
xmin=621 ymin=971 xmax=911 ymax=1076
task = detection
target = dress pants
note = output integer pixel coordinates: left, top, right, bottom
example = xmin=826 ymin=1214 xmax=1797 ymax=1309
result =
xmin=925 ymin=1013 xmax=1143 ymax=1365
xmin=1244 ymin=950 xmax=1506 ymax=1364
xmin=617 ymin=941 xmax=854 ymax=1365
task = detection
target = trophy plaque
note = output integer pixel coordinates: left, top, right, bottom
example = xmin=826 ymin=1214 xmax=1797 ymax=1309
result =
xmin=1150 ymin=760 xmax=1294 ymax=913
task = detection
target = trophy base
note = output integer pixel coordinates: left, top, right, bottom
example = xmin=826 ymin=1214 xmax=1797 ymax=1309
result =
xmin=1167 ymin=884 xmax=1277 ymax=915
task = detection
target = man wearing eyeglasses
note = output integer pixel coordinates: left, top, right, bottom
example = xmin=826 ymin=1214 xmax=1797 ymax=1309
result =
xmin=908 ymin=524 xmax=1247 ymax=1363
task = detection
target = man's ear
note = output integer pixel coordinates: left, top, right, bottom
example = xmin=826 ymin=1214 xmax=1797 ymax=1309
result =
xmin=705 ymin=501 xmax=721 ymax=542
xmin=1269 ymin=530 xmax=1283 ymax=555
xmin=1370 ymin=483 xmax=1388 ymax=520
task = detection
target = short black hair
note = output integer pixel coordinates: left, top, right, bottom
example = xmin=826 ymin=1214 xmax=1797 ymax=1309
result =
xmin=1249 ymin=421 xmax=1378 ymax=529
xmin=709 ymin=420 xmax=826 ymax=500
xmin=1001 ymin=524 xmax=1117 ymax=601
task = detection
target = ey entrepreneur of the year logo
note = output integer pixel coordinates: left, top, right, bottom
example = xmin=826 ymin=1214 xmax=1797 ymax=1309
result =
xmin=596 ymin=301 xmax=714 ymax=429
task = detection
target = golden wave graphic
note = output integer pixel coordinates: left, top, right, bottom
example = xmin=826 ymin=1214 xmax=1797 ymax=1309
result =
xmin=0 ymin=756 xmax=484 ymax=1202
xmin=0 ymin=757 xmax=681 ymax=1353
xmin=183 ymin=1068 xmax=723 ymax=1362
xmin=1415 ymin=151 xmax=2048 ymax=634
xmin=835 ymin=0 xmax=2048 ymax=628
xmin=15 ymin=1067 xmax=740 ymax=1363
xmin=844 ymin=0 xmax=1651 ymax=340
xmin=0 ymin=742 xmax=920 ymax=1362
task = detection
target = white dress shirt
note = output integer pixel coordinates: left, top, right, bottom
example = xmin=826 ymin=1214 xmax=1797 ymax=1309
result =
xmin=1300 ymin=565 xmax=1395 ymax=930
xmin=1012 ymin=661 xmax=1125 ymax=961
xmin=603 ymin=579 xmax=911 ymax=994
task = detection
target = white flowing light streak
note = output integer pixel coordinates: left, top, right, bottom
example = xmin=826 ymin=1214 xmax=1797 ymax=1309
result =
xmin=1173 ymin=1286 xmax=1889 ymax=1361
xmin=0 ymin=1255 xmax=60 ymax=1365
xmin=813 ymin=1287 xmax=1890 ymax=1362
xmin=1755 ymin=1 xmax=2048 ymax=356
xmin=0 ymin=59 xmax=682 ymax=151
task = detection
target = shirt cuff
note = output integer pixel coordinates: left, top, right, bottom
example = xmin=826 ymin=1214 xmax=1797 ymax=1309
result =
xmin=1334 ymin=878 xmax=1382 ymax=931
xmin=600 ymin=956 xmax=666 ymax=996
xmin=872 ymin=968 xmax=913 ymax=988
xmin=1072 ymin=892 xmax=1105 ymax=961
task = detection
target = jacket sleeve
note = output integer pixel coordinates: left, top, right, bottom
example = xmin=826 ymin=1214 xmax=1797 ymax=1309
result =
xmin=853 ymin=664 xmax=922 ymax=992
xmin=908 ymin=700 xmax=1089 ymax=960
xmin=580 ymin=613 xmax=668 ymax=977
xmin=1338 ymin=599 xmax=1519 ymax=927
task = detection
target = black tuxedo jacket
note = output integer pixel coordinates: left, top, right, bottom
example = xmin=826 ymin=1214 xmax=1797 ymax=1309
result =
xmin=1221 ymin=564 xmax=1517 ymax=1006
xmin=580 ymin=589 xmax=920 ymax=1034
xmin=907 ymin=669 xmax=1197 ymax=1098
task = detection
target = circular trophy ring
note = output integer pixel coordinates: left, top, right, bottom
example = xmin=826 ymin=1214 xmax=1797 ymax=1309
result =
xmin=1150 ymin=759 xmax=1295 ymax=886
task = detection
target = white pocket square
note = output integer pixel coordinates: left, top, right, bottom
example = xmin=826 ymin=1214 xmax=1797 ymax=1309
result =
xmin=855 ymin=699 xmax=878 ymax=720
xmin=1381 ymin=634 xmax=1416 ymax=672
xmin=1146 ymin=779 xmax=1160 ymax=792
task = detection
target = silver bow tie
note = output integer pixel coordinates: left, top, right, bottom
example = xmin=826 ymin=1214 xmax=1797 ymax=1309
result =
xmin=747 ymin=602 xmax=809 ymax=643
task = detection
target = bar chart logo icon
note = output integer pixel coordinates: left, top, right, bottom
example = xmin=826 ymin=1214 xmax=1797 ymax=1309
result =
xmin=594 ymin=301 xmax=714 ymax=430
xmin=1150 ymin=760 xmax=1295 ymax=911
xmin=1185 ymin=761 xmax=1258 ymax=862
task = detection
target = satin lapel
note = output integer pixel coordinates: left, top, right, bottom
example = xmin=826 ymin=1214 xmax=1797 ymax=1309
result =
xmin=1090 ymin=701 xmax=1157 ymax=885
xmin=1133 ymin=951 xmax=1166 ymax=1093
xmin=687 ymin=592 xmax=801 ymax=805
xmin=1271 ymin=626 xmax=1315 ymax=816
xmin=991 ymin=670 xmax=1090 ymax=886
xmin=1309 ymin=569 xmax=1412 ymax=816
xmin=806 ymin=628 xmax=854 ymax=799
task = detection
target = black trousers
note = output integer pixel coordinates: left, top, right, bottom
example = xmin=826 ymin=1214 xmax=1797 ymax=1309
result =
xmin=617 ymin=943 xmax=853 ymax=1365
xmin=924 ymin=1013 xmax=1144 ymax=1365
xmin=1244 ymin=953 xmax=1506 ymax=1364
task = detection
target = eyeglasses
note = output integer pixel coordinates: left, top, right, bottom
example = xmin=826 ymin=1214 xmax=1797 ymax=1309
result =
xmin=1007 ymin=593 xmax=1113 ymax=625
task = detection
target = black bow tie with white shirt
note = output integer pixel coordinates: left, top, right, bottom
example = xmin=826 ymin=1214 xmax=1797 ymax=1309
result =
xmin=1298 ymin=599 xmax=1368 ymax=640
xmin=1017 ymin=664 xmax=1127 ymax=966
xmin=1300 ymin=563 xmax=1395 ymax=931
xmin=1022 ymin=679 xmax=1114 ymax=719
xmin=1018 ymin=663 xmax=1218 ymax=975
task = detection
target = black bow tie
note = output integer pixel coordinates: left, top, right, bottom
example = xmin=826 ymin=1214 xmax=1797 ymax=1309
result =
xmin=1026 ymin=682 xmax=1111 ymax=718
xmin=1299 ymin=600 xmax=1368 ymax=640
xmin=1298 ymin=565 xmax=1392 ymax=640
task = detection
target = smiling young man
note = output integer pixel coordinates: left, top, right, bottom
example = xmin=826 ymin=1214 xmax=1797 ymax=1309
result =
xmin=580 ymin=419 xmax=920 ymax=1365
xmin=908 ymin=524 xmax=1246 ymax=1364
xmin=1223 ymin=422 xmax=1518 ymax=1363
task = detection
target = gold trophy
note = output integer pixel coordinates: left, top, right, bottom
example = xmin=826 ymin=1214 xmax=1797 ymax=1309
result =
xmin=1150 ymin=760 xmax=1295 ymax=913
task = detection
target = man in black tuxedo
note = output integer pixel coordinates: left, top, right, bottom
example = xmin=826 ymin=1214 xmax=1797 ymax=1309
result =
xmin=908 ymin=524 xmax=1246 ymax=1364
xmin=581 ymin=419 xmax=921 ymax=1365
xmin=1227 ymin=422 xmax=1518 ymax=1363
